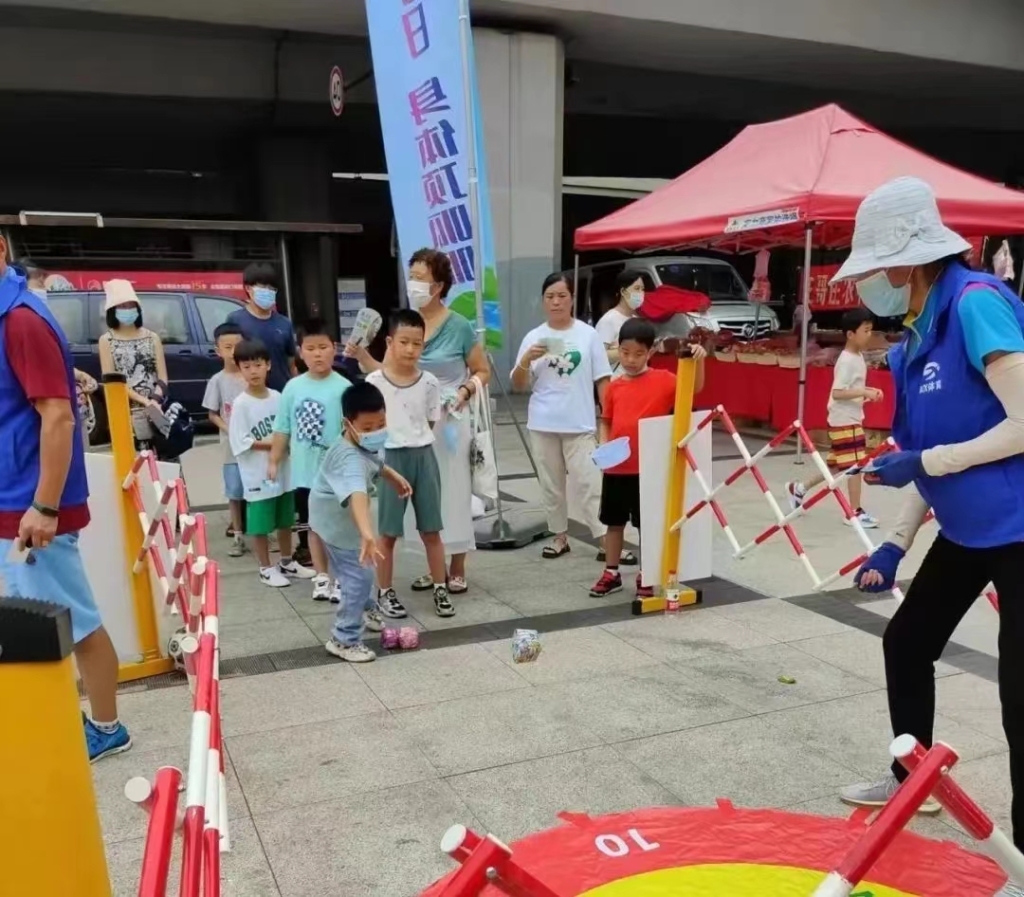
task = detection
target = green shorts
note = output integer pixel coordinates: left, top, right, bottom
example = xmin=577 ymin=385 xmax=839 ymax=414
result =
xmin=246 ymin=491 xmax=296 ymax=537
xmin=379 ymin=445 xmax=444 ymax=537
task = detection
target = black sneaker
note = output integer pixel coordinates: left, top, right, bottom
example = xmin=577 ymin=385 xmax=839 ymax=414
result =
xmin=433 ymin=586 xmax=455 ymax=618
xmin=377 ymin=588 xmax=407 ymax=619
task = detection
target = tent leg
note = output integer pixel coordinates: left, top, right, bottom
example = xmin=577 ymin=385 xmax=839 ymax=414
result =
xmin=574 ymin=253 xmax=585 ymax=322
xmin=795 ymin=224 xmax=813 ymax=463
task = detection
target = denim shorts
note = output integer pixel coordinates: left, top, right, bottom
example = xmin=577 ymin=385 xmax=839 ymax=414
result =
xmin=0 ymin=532 xmax=103 ymax=644
xmin=222 ymin=463 xmax=244 ymax=501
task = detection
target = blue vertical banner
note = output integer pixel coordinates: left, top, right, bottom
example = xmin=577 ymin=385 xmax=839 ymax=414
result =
xmin=366 ymin=0 xmax=502 ymax=347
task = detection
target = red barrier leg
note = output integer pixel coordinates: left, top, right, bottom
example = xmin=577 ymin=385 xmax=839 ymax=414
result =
xmin=136 ymin=767 xmax=183 ymax=897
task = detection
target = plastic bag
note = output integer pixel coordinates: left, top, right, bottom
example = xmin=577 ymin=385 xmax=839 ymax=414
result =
xmin=511 ymin=629 xmax=542 ymax=664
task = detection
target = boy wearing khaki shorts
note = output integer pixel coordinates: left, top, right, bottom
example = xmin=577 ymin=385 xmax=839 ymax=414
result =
xmin=366 ymin=310 xmax=452 ymax=618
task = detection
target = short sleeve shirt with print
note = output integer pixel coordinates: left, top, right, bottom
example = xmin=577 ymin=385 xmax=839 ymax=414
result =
xmin=273 ymin=371 xmax=351 ymax=489
xmin=514 ymin=319 xmax=613 ymax=434
xmin=365 ymin=369 xmax=441 ymax=449
xmin=202 ymin=370 xmax=247 ymax=464
xmin=308 ymin=439 xmax=383 ymax=550
xmin=228 ymin=390 xmax=289 ymax=500
xmin=601 ymin=369 xmax=678 ymax=475
xmin=827 ymin=350 xmax=868 ymax=428
xmin=0 ymin=307 xmax=89 ymax=538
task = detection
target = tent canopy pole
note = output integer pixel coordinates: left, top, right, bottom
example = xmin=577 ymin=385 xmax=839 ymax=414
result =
xmin=795 ymin=224 xmax=814 ymax=462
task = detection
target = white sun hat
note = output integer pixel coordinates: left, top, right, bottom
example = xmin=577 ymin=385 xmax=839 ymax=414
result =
xmin=103 ymin=278 xmax=141 ymax=311
xmin=832 ymin=176 xmax=971 ymax=283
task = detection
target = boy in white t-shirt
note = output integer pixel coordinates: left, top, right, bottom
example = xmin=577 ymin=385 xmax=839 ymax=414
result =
xmin=365 ymin=310 xmax=452 ymax=618
xmin=787 ymin=307 xmax=884 ymax=528
xmin=229 ymin=339 xmax=316 ymax=588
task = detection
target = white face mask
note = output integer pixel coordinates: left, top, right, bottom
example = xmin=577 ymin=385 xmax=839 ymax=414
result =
xmin=407 ymin=280 xmax=433 ymax=309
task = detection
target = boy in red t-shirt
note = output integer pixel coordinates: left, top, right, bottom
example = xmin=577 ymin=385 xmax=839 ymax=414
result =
xmin=591 ymin=318 xmax=706 ymax=597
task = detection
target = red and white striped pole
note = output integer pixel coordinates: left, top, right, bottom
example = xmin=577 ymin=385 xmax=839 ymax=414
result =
xmin=203 ymin=559 xmax=230 ymax=853
xmin=893 ymin=734 xmax=1024 ymax=888
xmin=812 ymin=741 xmax=960 ymax=896
xmin=133 ymin=766 xmax=183 ymax=897
xmin=179 ymin=632 xmax=215 ymax=897
xmin=132 ymin=481 xmax=176 ymax=573
xmin=167 ymin=515 xmax=197 ymax=595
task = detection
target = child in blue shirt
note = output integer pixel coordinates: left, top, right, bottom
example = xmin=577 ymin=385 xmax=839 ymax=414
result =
xmin=270 ymin=319 xmax=351 ymax=601
xmin=309 ymin=381 xmax=412 ymax=663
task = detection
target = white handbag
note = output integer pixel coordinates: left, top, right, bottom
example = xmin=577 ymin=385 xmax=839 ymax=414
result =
xmin=468 ymin=375 xmax=499 ymax=501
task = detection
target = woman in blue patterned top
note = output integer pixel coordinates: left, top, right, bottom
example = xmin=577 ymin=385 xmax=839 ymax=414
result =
xmin=347 ymin=248 xmax=490 ymax=594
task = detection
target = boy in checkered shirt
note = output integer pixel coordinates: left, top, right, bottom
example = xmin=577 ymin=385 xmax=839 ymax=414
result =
xmin=270 ymin=319 xmax=352 ymax=602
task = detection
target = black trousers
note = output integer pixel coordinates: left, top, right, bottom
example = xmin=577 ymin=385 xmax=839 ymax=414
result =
xmin=885 ymin=533 xmax=1024 ymax=849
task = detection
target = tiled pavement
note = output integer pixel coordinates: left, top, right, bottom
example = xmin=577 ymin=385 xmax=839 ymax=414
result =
xmin=93 ymin=422 xmax=1010 ymax=896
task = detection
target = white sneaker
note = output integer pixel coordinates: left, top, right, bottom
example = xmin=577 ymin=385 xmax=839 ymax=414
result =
xmin=786 ymin=481 xmax=806 ymax=511
xmin=363 ymin=609 xmax=385 ymax=633
xmin=279 ymin=559 xmax=316 ymax=580
xmin=311 ymin=574 xmax=332 ymax=602
xmin=325 ymin=639 xmax=376 ymax=663
xmin=260 ymin=566 xmax=290 ymax=588
xmin=331 ymin=581 xmax=342 ymax=605
xmin=845 ymin=510 xmax=879 ymax=529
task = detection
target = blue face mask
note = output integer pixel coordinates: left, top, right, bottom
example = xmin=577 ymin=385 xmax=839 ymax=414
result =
xmin=855 ymin=270 xmax=912 ymax=318
xmin=115 ymin=307 xmax=140 ymax=326
xmin=357 ymin=428 xmax=388 ymax=453
xmin=252 ymin=287 xmax=277 ymax=310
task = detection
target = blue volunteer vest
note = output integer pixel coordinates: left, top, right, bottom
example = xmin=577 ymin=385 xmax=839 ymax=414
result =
xmin=889 ymin=261 xmax=1024 ymax=548
xmin=0 ymin=267 xmax=89 ymax=515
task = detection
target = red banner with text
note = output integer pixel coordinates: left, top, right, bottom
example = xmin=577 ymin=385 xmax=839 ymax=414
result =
xmin=44 ymin=270 xmax=246 ymax=299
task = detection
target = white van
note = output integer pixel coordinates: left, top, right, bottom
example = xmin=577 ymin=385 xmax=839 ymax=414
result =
xmin=575 ymin=255 xmax=779 ymax=341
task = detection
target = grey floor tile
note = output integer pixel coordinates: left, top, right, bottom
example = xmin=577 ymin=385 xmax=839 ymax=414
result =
xmin=445 ymin=746 xmax=684 ymax=842
xmin=602 ymin=609 xmax=778 ymax=664
xmin=254 ymin=780 xmax=478 ymax=897
xmin=217 ymin=590 xmax=303 ymax=627
xmin=487 ymin=579 xmax=627 ymax=618
xmin=710 ymin=598 xmax=854 ymax=642
xmin=671 ymin=642 xmax=879 ymax=714
xmin=790 ymin=629 xmax=960 ymax=688
xmin=950 ymin=752 xmax=1014 ymax=830
xmin=623 ymin=715 xmax=858 ymax=808
xmin=105 ymin=817 xmax=280 ymax=897
xmin=226 ymin=712 xmax=438 ymax=815
xmin=756 ymin=691 xmax=1006 ymax=781
xmin=114 ymin=683 xmax=199 ymax=752
xmin=393 ymin=687 xmax=604 ymax=776
xmin=219 ymin=616 xmax=320 ymax=660
xmin=399 ymin=589 xmax=521 ymax=631
xmin=542 ymin=665 xmax=751 ymax=743
xmin=220 ymin=665 xmax=385 ymax=737
xmin=352 ymin=643 xmax=529 ymax=709
xmin=935 ymin=672 xmax=1008 ymax=744
xmin=93 ymin=745 xmax=247 ymax=845
xmin=482 ymin=627 xmax=654 ymax=685
xmin=281 ymin=591 xmax=338 ymax=618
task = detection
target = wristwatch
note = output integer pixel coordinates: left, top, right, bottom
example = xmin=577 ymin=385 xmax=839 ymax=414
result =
xmin=32 ymin=500 xmax=59 ymax=518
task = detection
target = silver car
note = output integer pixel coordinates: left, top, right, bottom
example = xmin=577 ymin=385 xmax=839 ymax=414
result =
xmin=576 ymin=255 xmax=779 ymax=341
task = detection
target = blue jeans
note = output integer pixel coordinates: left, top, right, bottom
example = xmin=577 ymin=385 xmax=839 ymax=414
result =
xmin=323 ymin=542 xmax=376 ymax=646
xmin=0 ymin=533 xmax=102 ymax=644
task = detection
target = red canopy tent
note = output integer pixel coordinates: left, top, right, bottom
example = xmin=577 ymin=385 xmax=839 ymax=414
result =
xmin=574 ymin=103 xmax=1024 ymax=253
xmin=574 ymin=104 xmax=1024 ymax=438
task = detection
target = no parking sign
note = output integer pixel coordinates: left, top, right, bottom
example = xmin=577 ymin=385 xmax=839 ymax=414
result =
xmin=329 ymin=66 xmax=344 ymax=117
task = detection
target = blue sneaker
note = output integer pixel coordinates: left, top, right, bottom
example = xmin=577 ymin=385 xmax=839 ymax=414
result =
xmin=84 ymin=718 xmax=132 ymax=763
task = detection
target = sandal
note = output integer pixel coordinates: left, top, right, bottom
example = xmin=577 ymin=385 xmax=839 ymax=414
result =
xmin=542 ymin=538 xmax=571 ymax=559
xmin=595 ymin=550 xmax=638 ymax=566
xmin=448 ymin=576 xmax=468 ymax=594
xmin=411 ymin=574 xmax=435 ymax=592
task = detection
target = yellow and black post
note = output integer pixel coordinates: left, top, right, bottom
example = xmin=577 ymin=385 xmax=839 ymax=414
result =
xmin=103 ymin=372 xmax=174 ymax=681
xmin=0 ymin=599 xmax=112 ymax=895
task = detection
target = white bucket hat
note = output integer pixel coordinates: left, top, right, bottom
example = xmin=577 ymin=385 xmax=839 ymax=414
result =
xmin=832 ymin=176 xmax=971 ymax=283
xmin=103 ymin=279 xmax=141 ymax=311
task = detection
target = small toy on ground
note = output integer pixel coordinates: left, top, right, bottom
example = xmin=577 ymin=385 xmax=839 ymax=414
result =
xmin=512 ymin=629 xmax=542 ymax=664
xmin=380 ymin=628 xmax=400 ymax=650
xmin=398 ymin=627 xmax=420 ymax=649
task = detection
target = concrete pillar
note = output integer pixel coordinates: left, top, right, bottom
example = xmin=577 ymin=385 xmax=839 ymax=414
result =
xmin=475 ymin=29 xmax=564 ymax=377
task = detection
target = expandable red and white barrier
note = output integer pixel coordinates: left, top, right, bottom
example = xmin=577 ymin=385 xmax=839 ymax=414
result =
xmin=438 ymin=825 xmax=562 ymax=897
xmin=123 ymin=452 xmax=227 ymax=897
xmin=674 ymin=408 xmax=1001 ymax=611
xmin=813 ymin=736 xmax=1024 ymax=896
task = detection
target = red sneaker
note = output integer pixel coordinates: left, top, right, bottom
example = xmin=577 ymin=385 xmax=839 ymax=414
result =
xmin=589 ymin=569 xmax=623 ymax=597
xmin=636 ymin=574 xmax=654 ymax=598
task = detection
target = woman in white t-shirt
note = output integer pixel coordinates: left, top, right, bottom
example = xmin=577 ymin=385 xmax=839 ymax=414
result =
xmin=594 ymin=270 xmax=652 ymax=370
xmin=512 ymin=272 xmax=613 ymax=559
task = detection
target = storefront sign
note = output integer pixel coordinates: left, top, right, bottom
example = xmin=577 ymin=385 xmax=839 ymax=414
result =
xmin=809 ymin=264 xmax=859 ymax=311
xmin=365 ymin=0 xmax=502 ymax=347
xmin=44 ymin=270 xmax=246 ymax=299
